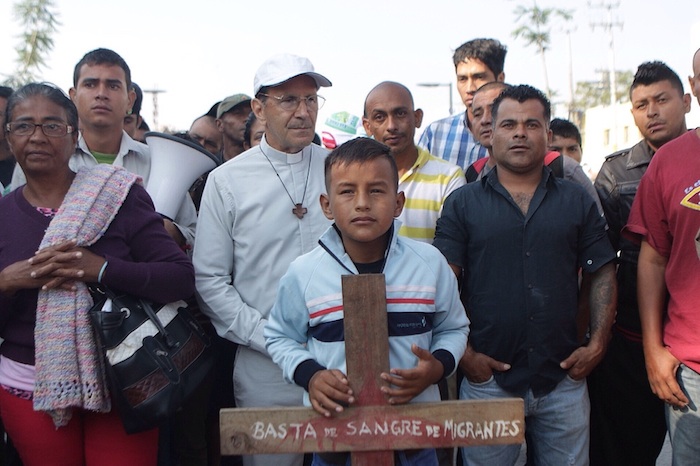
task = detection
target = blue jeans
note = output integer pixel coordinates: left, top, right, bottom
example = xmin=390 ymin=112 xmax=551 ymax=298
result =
xmin=459 ymin=375 xmax=589 ymax=466
xmin=312 ymin=449 xmax=437 ymax=466
xmin=667 ymin=364 xmax=700 ymax=466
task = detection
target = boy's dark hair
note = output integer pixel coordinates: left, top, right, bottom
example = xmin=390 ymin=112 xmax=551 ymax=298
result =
xmin=0 ymin=86 xmax=13 ymax=99
xmin=550 ymin=118 xmax=582 ymax=146
xmin=324 ymin=137 xmax=399 ymax=190
xmin=453 ymin=38 xmax=508 ymax=77
xmin=630 ymin=61 xmax=684 ymax=99
xmin=6 ymin=82 xmax=79 ymax=130
xmin=492 ymin=85 xmax=551 ymax=125
xmin=131 ymin=82 xmax=143 ymax=115
xmin=73 ymin=48 xmax=131 ymax=88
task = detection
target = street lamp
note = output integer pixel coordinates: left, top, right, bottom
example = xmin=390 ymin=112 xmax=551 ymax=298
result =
xmin=417 ymin=82 xmax=454 ymax=116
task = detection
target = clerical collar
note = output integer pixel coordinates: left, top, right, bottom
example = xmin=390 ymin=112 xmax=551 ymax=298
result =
xmin=259 ymin=136 xmax=305 ymax=164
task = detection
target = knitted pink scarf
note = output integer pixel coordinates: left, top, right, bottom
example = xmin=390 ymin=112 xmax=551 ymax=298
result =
xmin=33 ymin=165 xmax=139 ymax=427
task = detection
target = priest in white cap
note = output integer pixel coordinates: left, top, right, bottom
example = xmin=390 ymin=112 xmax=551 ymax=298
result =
xmin=193 ymin=53 xmax=332 ymax=466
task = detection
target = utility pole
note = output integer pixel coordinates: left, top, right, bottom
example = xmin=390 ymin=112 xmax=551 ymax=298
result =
xmin=142 ymin=87 xmax=166 ymax=131
xmin=589 ymin=0 xmax=623 ymax=149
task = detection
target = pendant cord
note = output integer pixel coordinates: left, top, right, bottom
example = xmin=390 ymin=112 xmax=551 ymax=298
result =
xmin=260 ymin=145 xmax=312 ymax=209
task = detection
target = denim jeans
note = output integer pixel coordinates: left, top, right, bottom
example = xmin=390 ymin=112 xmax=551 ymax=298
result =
xmin=312 ymin=449 xmax=438 ymax=466
xmin=459 ymin=375 xmax=589 ymax=466
xmin=667 ymin=364 xmax=700 ymax=466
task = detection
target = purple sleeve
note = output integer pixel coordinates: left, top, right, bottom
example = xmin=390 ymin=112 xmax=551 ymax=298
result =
xmin=95 ymin=183 xmax=195 ymax=303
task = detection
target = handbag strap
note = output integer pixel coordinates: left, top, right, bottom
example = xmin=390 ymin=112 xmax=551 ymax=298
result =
xmin=93 ymin=285 xmax=178 ymax=348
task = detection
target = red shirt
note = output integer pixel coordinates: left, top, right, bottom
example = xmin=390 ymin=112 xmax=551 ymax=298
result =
xmin=625 ymin=130 xmax=700 ymax=373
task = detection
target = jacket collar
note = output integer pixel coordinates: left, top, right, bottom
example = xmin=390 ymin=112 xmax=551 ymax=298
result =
xmin=318 ymin=220 xmax=400 ymax=274
xmin=625 ymin=139 xmax=655 ymax=170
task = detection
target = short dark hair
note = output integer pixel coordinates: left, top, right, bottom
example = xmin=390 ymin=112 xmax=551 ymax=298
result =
xmin=472 ymin=81 xmax=511 ymax=103
xmin=492 ymin=85 xmax=551 ymax=126
xmin=6 ymin=82 xmax=79 ymax=130
xmin=73 ymin=48 xmax=131 ymax=88
xmin=453 ymin=38 xmax=508 ymax=77
xmin=630 ymin=61 xmax=684 ymax=99
xmin=550 ymin=118 xmax=582 ymax=146
xmin=324 ymin=137 xmax=398 ymax=190
xmin=131 ymin=82 xmax=143 ymax=115
xmin=0 ymin=86 xmax=13 ymax=100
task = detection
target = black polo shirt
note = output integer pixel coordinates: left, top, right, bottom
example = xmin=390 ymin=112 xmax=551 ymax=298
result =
xmin=434 ymin=166 xmax=615 ymax=396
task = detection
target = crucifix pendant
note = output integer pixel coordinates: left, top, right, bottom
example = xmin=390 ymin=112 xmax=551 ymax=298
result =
xmin=293 ymin=203 xmax=307 ymax=219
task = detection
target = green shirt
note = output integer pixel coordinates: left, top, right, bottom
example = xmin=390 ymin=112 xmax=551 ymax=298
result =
xmin=91 ymin=151 xmax=117 ymax=165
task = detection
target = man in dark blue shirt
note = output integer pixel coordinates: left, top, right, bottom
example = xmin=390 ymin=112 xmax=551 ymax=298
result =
xmin=434 ymin=85 xmax=616 ymax=466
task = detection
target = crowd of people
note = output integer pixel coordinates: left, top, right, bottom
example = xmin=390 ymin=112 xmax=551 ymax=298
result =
xmin=0 ymin=38 xmax=699 ymax=466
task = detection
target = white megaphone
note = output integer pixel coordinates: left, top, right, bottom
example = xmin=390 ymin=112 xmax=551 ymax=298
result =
xmin=144 ymin=132 xmax=219 ymax=220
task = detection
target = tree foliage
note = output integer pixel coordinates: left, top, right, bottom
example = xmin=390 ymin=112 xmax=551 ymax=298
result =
xmin=3 ymin=0 xmax=61 ymax=88
xmin=575 ymin=70 xmax=634 ymax=109
xmin=511 ymin=1 xmax=573 ymax=98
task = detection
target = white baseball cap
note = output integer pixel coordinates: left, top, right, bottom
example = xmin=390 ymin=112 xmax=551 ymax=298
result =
xmin=253 ymin=53 xmax=332 ymax=95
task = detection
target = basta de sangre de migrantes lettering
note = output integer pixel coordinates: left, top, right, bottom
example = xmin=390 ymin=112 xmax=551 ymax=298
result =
xmin=250 ymin=417 xmax=522 ymax=442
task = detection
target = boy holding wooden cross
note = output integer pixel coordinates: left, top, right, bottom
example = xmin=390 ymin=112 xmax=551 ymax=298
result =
xmin=265 ymin=137 xmax=469 ymax=465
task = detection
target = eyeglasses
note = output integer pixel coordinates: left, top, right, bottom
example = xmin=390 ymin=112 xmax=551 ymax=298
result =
xmin=259 ymin=94 xmax=325 ymax=111
xmin=5 ymin=122 xmax=75 ymax=138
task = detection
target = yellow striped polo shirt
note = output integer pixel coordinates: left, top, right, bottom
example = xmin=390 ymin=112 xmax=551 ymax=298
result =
xmin=397 ymin=147 xmax=465 ymax=243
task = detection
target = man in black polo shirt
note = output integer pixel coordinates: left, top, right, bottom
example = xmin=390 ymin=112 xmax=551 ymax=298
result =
xmin=434 ymin=85 xmax=616 ymax=466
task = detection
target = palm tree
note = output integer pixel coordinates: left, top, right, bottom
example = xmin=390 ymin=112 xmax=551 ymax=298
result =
xmin=512 ymin=1 xmax=572 ymax=99
xmin=4 ymin=0 xmax=60 ymax=87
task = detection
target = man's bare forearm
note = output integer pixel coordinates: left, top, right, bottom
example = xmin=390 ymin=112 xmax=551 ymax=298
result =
xmin=637 ymin=241 xmax=668 ymax=349
xmin=587 ymin=262 xmax=617 ymax=347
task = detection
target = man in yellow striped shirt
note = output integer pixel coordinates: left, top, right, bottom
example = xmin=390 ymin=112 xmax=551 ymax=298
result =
xmin=363 ymin=82 xmax=465 ymax=243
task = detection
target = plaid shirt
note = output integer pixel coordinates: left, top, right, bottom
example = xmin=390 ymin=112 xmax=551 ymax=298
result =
xmin=418 ymin=112 xmax=487 ymax=171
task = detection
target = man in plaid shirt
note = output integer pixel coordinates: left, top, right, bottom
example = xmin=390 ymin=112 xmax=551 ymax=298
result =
xmin=418 ymin=38 xmax=507 ymax=171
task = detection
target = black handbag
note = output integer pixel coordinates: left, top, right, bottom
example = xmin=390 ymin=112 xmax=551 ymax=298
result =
xmin=88 ymin=286 xmax=214 ymax=433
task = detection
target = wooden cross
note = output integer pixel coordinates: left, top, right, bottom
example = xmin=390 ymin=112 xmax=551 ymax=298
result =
xmin=220 ymin=274 xmax=524 ymax=465
xmin=293 ymin=203 xmax=308 ymax=219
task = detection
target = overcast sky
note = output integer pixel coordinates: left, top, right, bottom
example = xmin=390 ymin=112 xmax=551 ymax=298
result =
xmin=2 ymin=0 xmax=699 ymax=131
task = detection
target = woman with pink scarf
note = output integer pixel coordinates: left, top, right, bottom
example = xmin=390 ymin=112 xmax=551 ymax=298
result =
xmin=0 ymin=83 xmax=194 ymax=466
